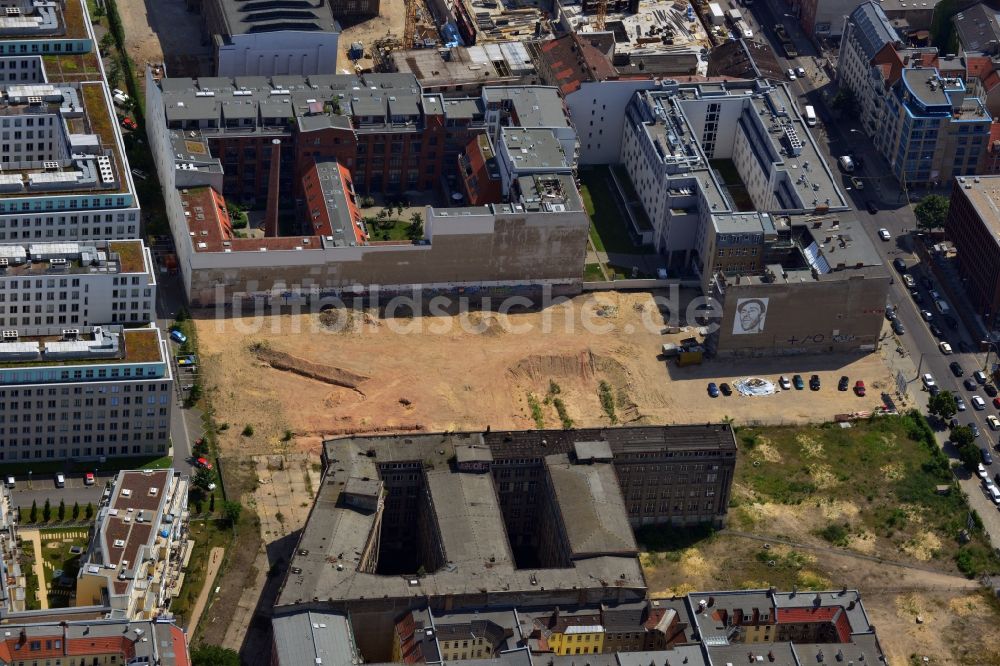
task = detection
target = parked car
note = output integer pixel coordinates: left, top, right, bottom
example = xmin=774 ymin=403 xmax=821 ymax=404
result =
xmin=809 ymin=374 xmax=821 ymax=390
xmin=838 ymin=376 xmax=849 ymax=391
xmin=796 ymin=66 xmax=806 ymax=78
xmin=4 ymin=477 xmax=13 ymax=489
xmin=877 ymin=227 xmax=890 ymax=240
xmin=84 ymin=472 xmax=95 ymax=486
xmin=973 ymin=395 xmax=987 ymax=410
xmin=975 ymin=370 xmax=989 ymax=384
xmin=910 ymin=290 xmax=924 ymax=304
xmin=939 ymin=341 xmax=953 ymax=354
xmin=779 ymin=376 xmax=791 ymax=390
xmin=111 ymin=88 xmax=129 ymax=106
xmin=893 ymin=258 xmax=907 ymax=272
xmin=885 ymin=306 xmax=897 ymax=321
xmin=978 ymin=463 xmax=989 ymax=479
xmin=54 ymin=473 xmax=64 ymax=488
xmin=994 ymin=397 xmax=1000 ymax=409
xmin=972 ymin=423 xmax=982 ymax=439
xmin=989 ymin=415 xmax=1000 ymax=431
xmin=786 ymin=68 xmax=797 ymax=80
xmin=707 ymin=382 xmax=720 ymax=398
xmin=793 ymin=374 xmax=805 ymax=390
xmin=854 ymin=380 xmax=866 ymax=396
xmin=169 ymin=329 xmax=187 ymax=344
xmin=929 ymin=324 xmax=944 ymax=339
xmin=986 ymin=384 xmax=998 ymax=397
xmin=965 ymin=378 xmax=979 ymax=391
xmin=950 ymin=361 xmax=965 ymax=377
xmin=903 ymin=275 xmax=916 ymax=288
xmin=920 ymin=309 xmax=933 ymax=321
xmin=720 ymin=382 xmax=732 ymax=396
xmin=120 ymin=116 xmax=137 ymax=131
xmin=891 ymin=319 xmax=906 ymax=335
xmin=866 ymin=201 xmax=879 ymax=215
xmin=956 ymin=396 xmax=967 ymax=412
xmin=982 ymin=444 xmax=992 ymax=462
xmin=929 ymin=385 xmax=941 ymax=396
xmin=195 ymin=457 xmax=213 ymax=470
xmin=922 ymin=373 xmax=936 ymax=388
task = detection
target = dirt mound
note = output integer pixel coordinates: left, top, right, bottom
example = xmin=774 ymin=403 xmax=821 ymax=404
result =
xmin=250 ymin=344 xmax=369 ymax=393
xmin=507 ymin=351 xmax=598 ymax=383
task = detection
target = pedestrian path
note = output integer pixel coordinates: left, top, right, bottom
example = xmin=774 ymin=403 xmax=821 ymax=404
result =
xmin=19 ymin=529 xmax=48 ymax=610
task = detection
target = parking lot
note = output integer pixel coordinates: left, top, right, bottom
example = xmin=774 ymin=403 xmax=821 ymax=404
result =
xmin=9 ymin=472 xmax=108 ymax=514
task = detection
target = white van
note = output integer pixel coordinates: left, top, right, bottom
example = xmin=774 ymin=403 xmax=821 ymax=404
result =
xmin=4 ymin=477 xmax=13 ymax=489
xmin=54 ymin=473 xmax=65 ymax=488
xmin=989 ymin=484 xmax=1000 ymax=504
xmin=838 ymin=155 xmax=855 ymax=172
xmin=804 ymin=105 xmax=817 ymax=127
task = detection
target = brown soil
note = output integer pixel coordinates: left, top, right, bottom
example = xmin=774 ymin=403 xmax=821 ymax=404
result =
xmin=194 ymin=291 xmax=895 ymax=456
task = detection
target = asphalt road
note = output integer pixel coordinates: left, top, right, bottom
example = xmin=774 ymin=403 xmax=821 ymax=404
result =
xmin=10 ymin=474 xmax=108 ymax=512
xmin=156 ymin=270 xmax=197 ymax=478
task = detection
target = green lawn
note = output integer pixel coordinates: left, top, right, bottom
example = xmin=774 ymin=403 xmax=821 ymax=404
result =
xmin=0 ymin=455 xmax=172 ymax=478
xmin=735 ymin=412 xmax=999 ymax=577
xmin=39 ymin=528 xmax=89 ymax=608
xmin=170 ymin=519 xmax=233 ymax=624
xmin=578 ymin=167 xmax=644 ymax=255
xmin=366 ymin=218 xmax=420 ymax=242
xmin=583 ymin=263 xmax=605 ymax=281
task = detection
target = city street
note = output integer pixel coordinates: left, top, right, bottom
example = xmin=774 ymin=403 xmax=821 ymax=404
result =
xmin=744 ymin=0 xmax=1000 ymax=548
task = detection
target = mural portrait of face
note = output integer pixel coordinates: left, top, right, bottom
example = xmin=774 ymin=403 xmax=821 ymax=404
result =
xmin=733 ymin=298 xmax=768 ymax=335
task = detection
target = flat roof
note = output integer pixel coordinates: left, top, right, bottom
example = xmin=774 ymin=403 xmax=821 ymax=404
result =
xmin=0 ymin=240 xmax=148 ymax=277
xmin=483 ymin=87 xmax=570 ymax=128
xmin=955 ymin=176 xmax=1000 ymax=246
xmin=425 ymin=469 xmax=513 ymax=567
xmin=216 ymin=0 xmax=340 ymax=36
xmin=0 ymin=327 xmax=163 ymax=368
xmin=502 ymin=128 xmax=570 ymax=171
xmin=901 ymin=68 xmax=950 ymax=106
xmin=271 ymin=611 xmax=359 ymax=666
xmin=545 ymin=454 xmax=637 ymax=557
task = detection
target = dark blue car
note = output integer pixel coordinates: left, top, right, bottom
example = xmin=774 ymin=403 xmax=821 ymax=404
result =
xmin=707 ymin=382 xmax=720 ymax=398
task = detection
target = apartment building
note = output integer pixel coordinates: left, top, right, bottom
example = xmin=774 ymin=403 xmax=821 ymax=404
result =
xmin=0 ymin=482 xmax=24 ymax=614
xmin=0 ymin=324 xmax=172 ymax=461
xmin=0 ymin=618 xmax=189 ymax=664
xmin=76 ymin=469 xmax=189 ymax=619
xmin=0 ymin=239 xmax=155 ymax=333
xmin=944 ymin=175 xmax=1000 ymax=329
xmin=839 ymin=2 xmax=993 ymax=186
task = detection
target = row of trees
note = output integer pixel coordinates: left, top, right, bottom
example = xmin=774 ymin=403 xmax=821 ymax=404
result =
xmin=24 ymin=499 xmax=92 ymax=524
xmin=928 ymin=390 xmax=990 ymax=470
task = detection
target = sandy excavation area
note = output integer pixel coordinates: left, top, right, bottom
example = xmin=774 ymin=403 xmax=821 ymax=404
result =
xmin=194 ymin=291 xmax=896 ymax=454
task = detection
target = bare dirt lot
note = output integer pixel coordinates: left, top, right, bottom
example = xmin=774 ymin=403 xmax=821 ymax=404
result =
xmin=193 ymin=291 xmax=895 ymax=455
xmin=117 ymin=0 xmax=211 ymax=77
xmin=336 ymin=0 xmax=407 ymax=73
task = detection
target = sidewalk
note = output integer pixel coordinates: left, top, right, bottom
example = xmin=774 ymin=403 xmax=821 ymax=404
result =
xmin=186 ymin=546 xmax=224 ymax=637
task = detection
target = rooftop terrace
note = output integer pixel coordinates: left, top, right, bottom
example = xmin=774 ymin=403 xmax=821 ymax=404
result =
xmin=0 ymin=240 xmax=148 ymax=276
xmin=0 ymin=326 xmax=163 ymax=368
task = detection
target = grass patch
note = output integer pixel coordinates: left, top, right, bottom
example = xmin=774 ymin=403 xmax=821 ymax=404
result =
xmin=583 ymin=263 xmax=605 ymax=281
xmin=39 ymin=528 xmax=88 ymax=608
xmin=578 ymin=167 xmax=644 ymax=255
xmin=170 ymin=519 xmax=232 ymax=625
xmin=526 ymin=393 xmax=544 ymax=429
xmin=553 ymin=398 xmax=573 ymax=429
xmin=737 ymin=412 xmax=998 ymax=577
xmin=599 ymin=380 xmax=617 ymax=424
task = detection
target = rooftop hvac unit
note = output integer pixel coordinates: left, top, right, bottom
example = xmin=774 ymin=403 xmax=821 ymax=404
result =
xmin=1 ymin=331 xmax=17 ymax=340
xmin=0 ymin=258 xmax=7 ymax=267
xmin=61 ymin=329 xmax=80 ymax=340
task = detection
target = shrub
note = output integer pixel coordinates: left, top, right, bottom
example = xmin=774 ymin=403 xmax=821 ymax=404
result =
xmin=242 ymin=424 xmax=254 ymax=437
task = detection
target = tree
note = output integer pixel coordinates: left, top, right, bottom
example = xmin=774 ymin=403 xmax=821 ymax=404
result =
xmin=99 ymin=32 xmax=114 ymax=53
xmin=191 ymin=645 xmax=240 ymax=666
xmin=914 ymin=194 xmax=949 ymax=232
xmin=193 ymin=468 xmax=215 ymax=491
xmin=928 ymin=390 xmax=958 ymax=421
xmin=42 ymin=499 xmax=51 ymax=523
xmin=209 ymin=493 xmax=216 ymax=512
xmin=85 ymin=503 xmax=94 ymax=520
xmin=72 ymin=501 xmax=80 ymax=521
xmin=57 ymin=499 xmax=65 ymax=522
xmin=830 ymin=87 xmax=859 ymax=117
xmin=29 ymin=500 xmax=37 ymax=524
xmin=951 ymin=425 xmax=980 ymax=470
xmin=107 ymin=58 xmax=123 ymax=89
xmin=222 ymin=500 xmax=242 ymax=527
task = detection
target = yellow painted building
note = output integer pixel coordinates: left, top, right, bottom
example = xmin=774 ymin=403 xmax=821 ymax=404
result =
xmin=547 ymin=625 xmax=605 ymax=655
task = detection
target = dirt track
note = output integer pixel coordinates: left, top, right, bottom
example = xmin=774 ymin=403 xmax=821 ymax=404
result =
xmin=194 ymin=291 xmax=895 ymax=455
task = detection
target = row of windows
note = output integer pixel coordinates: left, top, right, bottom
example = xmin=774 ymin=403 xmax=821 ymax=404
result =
xmin=0 ymin=227 xmax=136 ymax=241
xmin=0 ymin=383 xmax=168 ymax=397
xmin=0 ymin=440 xmax=168 ymax=459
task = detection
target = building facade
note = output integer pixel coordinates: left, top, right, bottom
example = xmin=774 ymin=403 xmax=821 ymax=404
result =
xmin=0 ymin=324 xmax=172 ymax=461
xmin=944 ymin=175 xmax=1000 ymax=329
xmin=0 ymin=240 xmax=155 ymax=333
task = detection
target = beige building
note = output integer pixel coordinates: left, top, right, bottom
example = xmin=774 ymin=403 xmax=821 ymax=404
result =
xmin=76 ymin=469 xmax=189 ymax=619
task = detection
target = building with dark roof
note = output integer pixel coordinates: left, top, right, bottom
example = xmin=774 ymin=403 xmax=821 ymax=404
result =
xmin=954 ymin=3 xmax=1000 ymax=55
xmin=199 ymin=0 xmax=341 ymax=76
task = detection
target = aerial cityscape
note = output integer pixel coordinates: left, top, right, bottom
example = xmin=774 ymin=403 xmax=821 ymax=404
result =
xmin=1 ymin=0 xmax=1000 ymax=663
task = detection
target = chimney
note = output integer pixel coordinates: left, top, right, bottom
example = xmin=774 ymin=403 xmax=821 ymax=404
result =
xmin=263 ymin=138 xmax=282 ymax=237
xmin=61 ymin=621 xmax=68 ymax=656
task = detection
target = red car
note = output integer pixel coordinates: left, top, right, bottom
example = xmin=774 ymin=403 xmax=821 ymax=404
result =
xmin=84 ymin=472 xmax=95 ymax=486
xmin=854 ymin=380 xmax=866 ymax=397
xmin=120 ymin=117 xmax=136 ymax=130
xmin=993 ymin=397 xmax=1000 ymax=409
xmin=196 ymin=457 xmax=213 ymax=470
